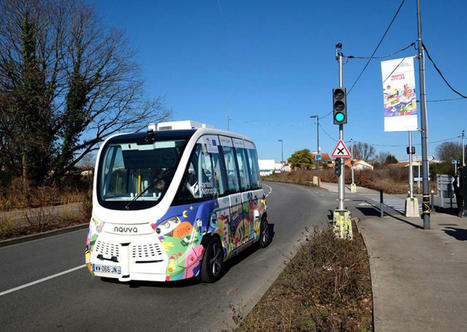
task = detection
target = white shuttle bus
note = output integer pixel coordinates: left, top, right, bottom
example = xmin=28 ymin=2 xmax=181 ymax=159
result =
xmin=85 ymin=120 xmax=270 ymax=282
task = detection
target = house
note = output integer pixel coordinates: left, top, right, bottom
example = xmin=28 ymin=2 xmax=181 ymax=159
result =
xmin=311 ymin=152 xmax=332 ymax=161
xmin=344 ymin=159 xmax=374 ymax=171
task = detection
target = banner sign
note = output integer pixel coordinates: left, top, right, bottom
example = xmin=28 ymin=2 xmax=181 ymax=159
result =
xmin=381 ymin=57 xmax=418 ymax=132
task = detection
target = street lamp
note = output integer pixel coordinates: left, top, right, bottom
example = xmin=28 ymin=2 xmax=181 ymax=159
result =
xmin=278 ymin=139 xmax=283 ymax=163
xmin=310 ymin=115 xmax=320 ymax=187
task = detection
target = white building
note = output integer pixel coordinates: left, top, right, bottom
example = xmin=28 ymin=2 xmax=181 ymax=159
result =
xmin=259 ymin=159 xmax=276 ymax=176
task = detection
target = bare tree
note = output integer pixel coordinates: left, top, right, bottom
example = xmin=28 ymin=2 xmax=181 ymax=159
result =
xmin=436 ymin=142 xmax=463 ymax=163
xmin=353 ymin=141 xmax=376 ymax=161
xmin=0 ymin=0 xmax=170 ymax=184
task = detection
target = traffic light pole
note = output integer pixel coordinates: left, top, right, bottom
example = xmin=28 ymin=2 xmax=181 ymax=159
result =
xmin=417 ymin=0 xmax=430 ymax=229
xmin=338 ymin=51 xmax=345 ymax=211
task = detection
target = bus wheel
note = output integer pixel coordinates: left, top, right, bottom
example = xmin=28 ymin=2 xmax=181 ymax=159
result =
xmin=258 ymin=219 xmax=270 ymax=248
xmin=200 ymin=238 xmax=224 ymax=283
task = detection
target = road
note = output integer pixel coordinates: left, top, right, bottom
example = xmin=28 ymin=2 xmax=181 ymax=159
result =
xmin=0 ymin=182 xmax=336 ymax=332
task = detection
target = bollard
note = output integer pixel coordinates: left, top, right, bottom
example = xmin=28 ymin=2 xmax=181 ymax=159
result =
xmin=380 ymin=189 xmax=384 ymax=218
xmin=430 ymin=191 xmax=434 ymax=211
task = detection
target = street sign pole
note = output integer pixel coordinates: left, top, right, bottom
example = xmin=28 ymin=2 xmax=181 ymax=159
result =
xmin=338 ymin=51 xmax=345 ymax=211
xmin=462 ymin=129 xmax=465 ymax=167
xmin=317 ymin=116 xmax=320 ymax=187
xmin=350 ymin=138 xmax=356 ymax=192
xmin=409 ymin=131 xmax=414 ymax=199
xmin=417 ymin=0 xmax=430 ymax=229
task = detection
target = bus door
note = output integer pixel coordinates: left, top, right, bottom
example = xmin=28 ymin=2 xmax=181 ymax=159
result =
xmin=244 ymin=142 xmax=264 ymax=239
xmin=198 ymin=135 xmax=230 ymax=254
xmin=219 ymin=136 xmax=243 ymax=250
xmin=233 ymin=138 xmax=254 ymax=246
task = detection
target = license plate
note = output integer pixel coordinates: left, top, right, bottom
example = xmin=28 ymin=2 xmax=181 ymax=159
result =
xmin=93 ymin=264 xmax=121 ymax=275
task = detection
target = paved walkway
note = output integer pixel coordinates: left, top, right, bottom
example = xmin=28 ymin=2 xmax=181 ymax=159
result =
xmin=319 ymin=182 xmax=422 ymax=214
xmin=321 ymin=182 xmax=467 ymax=331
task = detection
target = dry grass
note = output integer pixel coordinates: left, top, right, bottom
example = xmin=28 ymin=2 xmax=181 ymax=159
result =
xmin=0 ymin=183 xmax=92 ymax=240
xmin=264 ymin=169 xmax=437 ymax=194
xmin=238 ymin=224 xmax=373 ymax=332
xmin=0 ymin=178 xmax=88 ymax=211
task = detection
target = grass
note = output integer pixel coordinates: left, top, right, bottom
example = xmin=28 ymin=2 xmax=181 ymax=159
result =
xmin=0 ymin=177 xmax=90 ymax=211
xmin=0 ymin=187 xmax=92 ymax=240
xmin=237 ymin=223 xmax=373 ymax=332
xmin=263 ymin=169 xmax=437 ymax=194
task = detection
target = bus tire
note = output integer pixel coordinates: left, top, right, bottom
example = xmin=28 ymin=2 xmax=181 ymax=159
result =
xmin=258 ymin=219 xmax=270 ymax=248
xmin=200 ymin=237 xmax=224 ymax=283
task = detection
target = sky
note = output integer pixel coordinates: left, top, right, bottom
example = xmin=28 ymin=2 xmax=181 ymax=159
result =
xmin=88 ymin=0 xmax=467 ymax=162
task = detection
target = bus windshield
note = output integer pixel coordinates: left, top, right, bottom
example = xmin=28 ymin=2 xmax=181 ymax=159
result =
xmin=98 ymin=138 xmax=187 ymax=209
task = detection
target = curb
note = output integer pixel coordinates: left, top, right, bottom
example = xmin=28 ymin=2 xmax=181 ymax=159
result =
xmin=0 ymin=223 xmax=89 ymax=248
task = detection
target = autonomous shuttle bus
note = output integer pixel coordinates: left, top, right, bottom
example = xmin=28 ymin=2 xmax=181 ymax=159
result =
xmin=85 ymin=120 xmax=269 ymax=282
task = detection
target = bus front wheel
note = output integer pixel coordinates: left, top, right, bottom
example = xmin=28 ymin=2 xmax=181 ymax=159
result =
xmin=200 ymin=238 xmax=224 ymax=283
xmin=258 ymin=219 xmax=270 ymax=248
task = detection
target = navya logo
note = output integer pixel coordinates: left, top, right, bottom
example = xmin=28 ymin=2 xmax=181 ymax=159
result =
xmin=114 ymin=226 xmax=138 ymax=233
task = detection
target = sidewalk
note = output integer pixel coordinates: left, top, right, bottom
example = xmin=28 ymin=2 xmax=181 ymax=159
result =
xmin=359 ymin=213 xmax=467 ymax=331
xmin=320 ymin=182 xmax=467 ymax=331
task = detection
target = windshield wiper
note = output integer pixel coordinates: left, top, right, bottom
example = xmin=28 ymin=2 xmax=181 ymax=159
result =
xmin=124 ymin=169 xmax=174 ymax=210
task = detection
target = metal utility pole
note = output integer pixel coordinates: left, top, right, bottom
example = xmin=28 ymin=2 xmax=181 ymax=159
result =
xmin=409 ymin=131 xmax=414 ymax=199
xmin=332 ymin=43 xmax=352 ymax=239
xmin=462 ymin=129 xmax=465 ymax=167
xmin=417 ymin=0 xmax=430 ymax=229
xmin=278 ymin=139 xmax=284 ymax=163
xmin=337 ymin=50 xmax=345 ymax=211
xmin=310 ymin=115 xmax=320 ymax=187
xmin=350 ymin=138 xmax=356 ymax=192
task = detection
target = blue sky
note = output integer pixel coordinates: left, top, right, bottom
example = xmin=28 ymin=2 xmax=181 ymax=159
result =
xmin=89 ymin=0 xmax=466 ymax=162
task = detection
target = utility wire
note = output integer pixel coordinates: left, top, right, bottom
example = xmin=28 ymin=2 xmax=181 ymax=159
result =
xmin=427 ymin=97 xmax=465 ymax=103
xmin=347 ymin=0 xmax=405 ymax=95
xmin=372 ymin=135 xmax=460 ymax=147
xmin=382 ymin=56 xmax=408 ymax=83
xmin=345 ymin=42 xmax=415 ymax=60
xmin=423 ymin=42 xmax=467 ymax=99
xmin=320 ymin=125 xmax=338 ymax=142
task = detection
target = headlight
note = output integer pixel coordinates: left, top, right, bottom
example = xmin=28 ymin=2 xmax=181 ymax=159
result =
xmin=155 ymin=216 xmax=181 ymax=235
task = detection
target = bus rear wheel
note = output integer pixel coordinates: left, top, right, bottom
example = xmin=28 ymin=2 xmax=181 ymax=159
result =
xmin=200 ymin=238 xmax=224 ymax=283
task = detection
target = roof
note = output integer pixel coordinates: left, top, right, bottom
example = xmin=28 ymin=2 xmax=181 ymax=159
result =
xmin=344 ymin=159 xmax=374 ymax=169
xmin=311 ymin=152 xmax=331 ymax=161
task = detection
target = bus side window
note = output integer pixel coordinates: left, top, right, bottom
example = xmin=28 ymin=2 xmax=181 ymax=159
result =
xmin=235 ymin=147 xmax=252 ymax=190
xmin=211 ymin=152 xmax=226 ymax=196
xmin=247 ymin=148 xmax=261 ymax=189
xmin=220 ymin=145 xmax=240 ymax=193
xmin=175 ymin=144 xmax=218 ymax=204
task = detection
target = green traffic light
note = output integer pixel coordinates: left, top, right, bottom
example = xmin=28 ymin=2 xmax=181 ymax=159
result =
xmin=335 ymin=113 xmax=345 ymax=122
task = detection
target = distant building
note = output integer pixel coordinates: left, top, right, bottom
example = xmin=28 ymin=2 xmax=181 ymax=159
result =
xmin=259 ymin=159 xmax=276 ymax=176
xmin=311 ymin=152 xmax=331 ymax=161
xmin=258 ymin=160 xmax=290 ymax=176
xmin=344 ymin=159 xmax=374 ymax=171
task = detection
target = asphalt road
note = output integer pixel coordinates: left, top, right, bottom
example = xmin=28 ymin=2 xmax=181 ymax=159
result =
xmin=0 ymin=182 xmax=336 ymax=332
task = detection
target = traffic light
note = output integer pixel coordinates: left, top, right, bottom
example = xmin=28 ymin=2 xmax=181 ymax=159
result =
xmin=335 ymin=158 xmax=342 ymax=176
xmin=333 ymin=88 xmax=347 ymax=125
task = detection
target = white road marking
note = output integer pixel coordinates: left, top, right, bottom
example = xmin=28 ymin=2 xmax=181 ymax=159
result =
xmin=263 ymin=184 xmax=273 ymax=197
xmin=0 ymin=264 xmax=86 ymax=297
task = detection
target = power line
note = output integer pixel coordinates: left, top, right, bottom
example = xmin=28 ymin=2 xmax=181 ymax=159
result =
xmin=426 ymin=97 xmax=465 ymax=103
xmin=347 ymin=0 xmax=405 ymax=95
xmin=346 ymin=42 xmax=415 ymax=60
xmin=320 ymin=125 xmax=338 ymax=142
xmin=423 ymin=42 xmax=467 ymax=99
xmin=372 ymin=135 xmax=460 ymax=147
xmin=382 ymin=56 xmax=409 ymax=83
